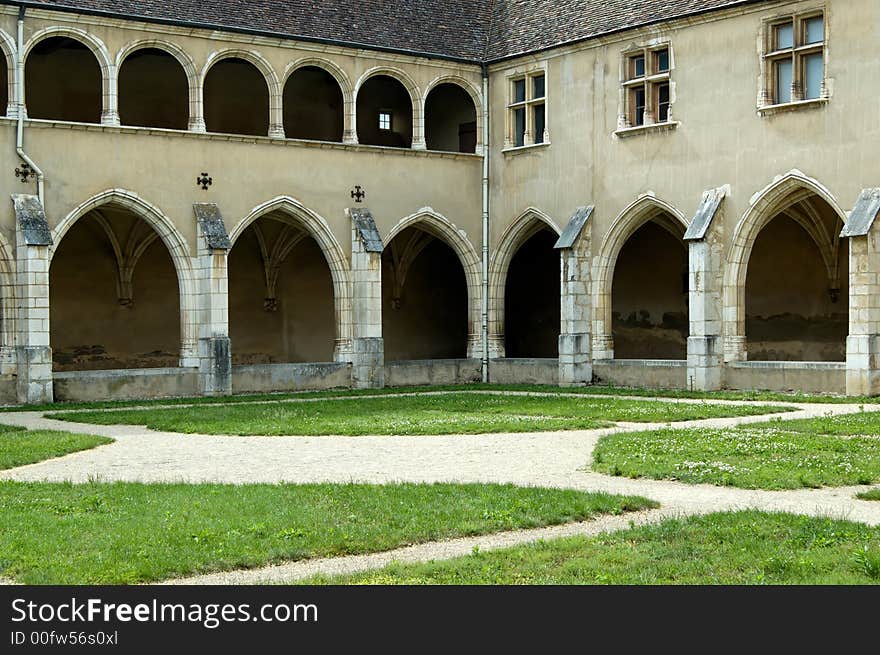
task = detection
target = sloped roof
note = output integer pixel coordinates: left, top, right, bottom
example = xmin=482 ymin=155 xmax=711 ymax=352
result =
xmin=11 ymin=0 xmax=766 ymax=62
xmin=487 ymin=0 xmax=760 ymax=60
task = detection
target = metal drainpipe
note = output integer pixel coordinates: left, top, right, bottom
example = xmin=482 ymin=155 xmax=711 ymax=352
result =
xmin=480 ymin=63 xmax=490 ymax=383
xmin=16 ymin=6 xmax=45 ymax=204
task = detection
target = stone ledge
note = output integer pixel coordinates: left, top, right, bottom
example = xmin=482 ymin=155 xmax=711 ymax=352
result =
xmin=728 ymin=361 xmax=846 ymax=371
xmin=594 ymin=359 xmax=687 ymax=368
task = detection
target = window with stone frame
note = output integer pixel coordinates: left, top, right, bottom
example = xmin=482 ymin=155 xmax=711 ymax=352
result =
xmin=762 ymin=10 xmax=826 ymax=106
xmin=507 ymin=71 xmax=546 ymax=148
xmin=621 ymin=45 xmax=672 ymax=128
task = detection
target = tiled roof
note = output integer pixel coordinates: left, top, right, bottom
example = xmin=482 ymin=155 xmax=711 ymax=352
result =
xmin=13 ymin=0 xmax=765 ymax=62
xmin=487 ymin=0 xmax=758 ymax=60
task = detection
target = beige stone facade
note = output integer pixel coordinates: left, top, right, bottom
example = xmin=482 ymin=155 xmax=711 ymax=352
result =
xmin=0 ymin=0 xmax=877 ymax=403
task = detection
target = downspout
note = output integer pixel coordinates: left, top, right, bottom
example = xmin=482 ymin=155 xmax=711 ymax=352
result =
xmin=480 ymin=62 xmax=490 ymax=383
xmin=15 ymin=6 xmax=44 ymax=204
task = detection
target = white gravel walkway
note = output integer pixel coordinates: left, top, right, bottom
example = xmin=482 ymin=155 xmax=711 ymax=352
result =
xmin=2 ymin=393 xmax=879 ymax=584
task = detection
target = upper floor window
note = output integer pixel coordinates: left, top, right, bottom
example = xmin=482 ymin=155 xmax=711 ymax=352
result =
xmin=507 ymin=71 xmax=546 ymax=149
xmin=378 ymin=110 xmax=392 ymax=131
xmin=763 ymin=11 xmax=826 ymax=106
xmin=621 ymin=45 xmax=672 ymax=129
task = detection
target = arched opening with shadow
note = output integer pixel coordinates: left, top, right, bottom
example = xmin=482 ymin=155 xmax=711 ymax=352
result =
xmin=283 ymin=66 xmax=343 ymax=142
xmin=610 ymin=213 xmax=688 ymax=359
xmin=504 ymin=228 xmax=559 ymax=357
xmin=745 ymin=192 xmax=848 ymax=362
xmin=204 ymin=58 xmax=269 ymax=136
xmin=50 ymin=204 xmax=181 ymax=371
xmin=357 ymin=75 xmax=412 ymax=148
xmin=383 ymin=226 xmax=468 ymax=360
xmin=0 ymin=50 xmax=7 ymax=116
xmin=25 ymin=36 xmax=102 ymax=123
xmin=228 ymin=212 xmax=338 ymax=364
xmin=119 ymin=48 xmax=188 ymax=129
xmin=425 ymin=82 xmax=477 ymax=153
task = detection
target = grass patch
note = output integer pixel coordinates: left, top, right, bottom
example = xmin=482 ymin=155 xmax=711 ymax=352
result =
xmin=304 ymin=512 xmax=880 ymax=585
xmin=45 ymin=393 xmax=790 ymax=436
xmin=0 ymin=481 xmax=654 ymax=584
xmin=857 ymin=489 xmax=880 ymax=501
xmin=592 ymin=412 xmax=880 ymax=489
xmin=763 ymin=410 xmax=880 ymax=437
xmin=3 ymin=383 xmax=874 ymax=413
xmin=0 ymin=424 xmax=112 ymax=470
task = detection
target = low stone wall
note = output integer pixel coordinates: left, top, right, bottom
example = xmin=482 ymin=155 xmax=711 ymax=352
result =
xmin=232 ymin=362 xmax=352 ymax=394
xmin=53 ymin=367 xmax=199 ymax=402
xmin=593 ymin=359 xmax=688 ymax=390
xmin=490 ymin=358 xmax=558 ymax=385
xmin=724 ymin=361 xmax=846 ymax=394
xmin=385 ymin=359 xmax=481 ymax=387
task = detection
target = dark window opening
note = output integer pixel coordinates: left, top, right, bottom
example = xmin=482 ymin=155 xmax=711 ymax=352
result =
xmin=656 ymin=83 xmax=670 ymax=122
xmin=119 ymin=48 xmax=188 ymax=130
xmin=631 ymin=87 xmax=646 ymax=126
xmin=357 ymin=75 xmax=412 ymax=148
xmin=514 ymin=107 xmax=526 ymax=147
xmin=382 ymin=227 xmax=467 ymax=360
xmin=204 ymin=58 xmax=269 ymax=136
xmin=283 ymin=66 xmax=344 ymax=142
xmin=50 ymin=206 xmax=179 ymax=371
xmin=612 ymin=219 xmax=688 ymax=359
xmin=425 ymin=83 xmax=477 ymax=153
xmin=533 ymin=104 xmax=545 ymax=144
xmin=505 ymin=229 xmax=559 ymax=358
xmin=26 ymin=37 xmax=102 ymax=123
xmin=229 ymin=214 xmax=336 ymax=365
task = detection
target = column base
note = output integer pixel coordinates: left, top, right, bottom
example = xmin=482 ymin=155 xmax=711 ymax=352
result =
xmin=351 ymin=337 xmax=384 ymax=389
xmin=16 ymin=346 xmax=53 ymax=405
xmin=592 ymin=333 xmax=614 ymax=361
xmin=198 ymin=337 xmax=232 ymax=396
xmin=724 ymin=335 xmax=747 ymax=364
xmin=687 ymin=336 xmax=722 ymax=391
xmin=486 ymin=336 xmax=505 ymax=360
xmin=558 ymin=332 xmax=592 ymax=386
xmin=466 ymin=334 xmax=484 ymax=360
xmin=846 ymin=335 xmax=880 ymax=397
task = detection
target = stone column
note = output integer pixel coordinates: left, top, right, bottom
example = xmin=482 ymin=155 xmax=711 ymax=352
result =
xmin=846 ymin=234 xmax=880 ymax=396
xmin=348 ymin=208 xmax=385 ymax=388
xmin=12 ymin=195 xmax=53 ymax=404
xmin=685 ymin=188 xmax=726 ymax=391
xmin=555 ymin=206 xmax=594 ymax=386
xmin=193 ymin=204 xmax=232 ymax=396
xmin=843 ymin=189 xmax=880 ymax=397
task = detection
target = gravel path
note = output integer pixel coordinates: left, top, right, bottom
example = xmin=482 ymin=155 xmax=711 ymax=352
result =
xmin=1 ymin=394 xmax=879 ymax=585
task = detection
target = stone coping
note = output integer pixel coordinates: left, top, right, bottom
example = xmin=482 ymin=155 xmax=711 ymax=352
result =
xmin=728 ymin=361 xmax=846 ymax=370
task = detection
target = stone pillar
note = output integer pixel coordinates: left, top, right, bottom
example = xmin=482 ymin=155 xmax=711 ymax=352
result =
xmin=12 ymin=195 xmax=53 ymax=404
xmin=348 ymin=208 xmax=385 ymax=388
xmin=685 ymin=188 xmax=726 ymax=391
xmin=555 ymin=206 xmax=594 ymax=386
xmin=842 ymin=189 xmax=880 ymax=397
xmin=687 ymin=240 xmax=723 ymax=390
xmin=845 ymin=234 xmax=880 ymax=396
xmin=193 ymin=204 xmax=232 ymax=396
xmin=101 ymin=66 xmax=121 ymax=127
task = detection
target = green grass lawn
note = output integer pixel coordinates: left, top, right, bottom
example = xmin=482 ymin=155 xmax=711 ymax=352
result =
xmin=858 ymin=489 xmax=880 ymax=501
xmin=0 ymin=424 xmax=112 ymax=470
xmin=3 ymin=383 xmax=874 ymax=414
xmin=592 ymin=411 xmax=880 ymax=490
xmin=0 ymin=481 xmax=655 ymax=584
xmin=303 ymin=512 xmax=880 ymax=585
xmin=44 ymin=393 xmax=790 ymax=436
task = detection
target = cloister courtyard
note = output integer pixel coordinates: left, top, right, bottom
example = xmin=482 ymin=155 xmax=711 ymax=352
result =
xmin=1 ymin=384 xmax=879 ymax=585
